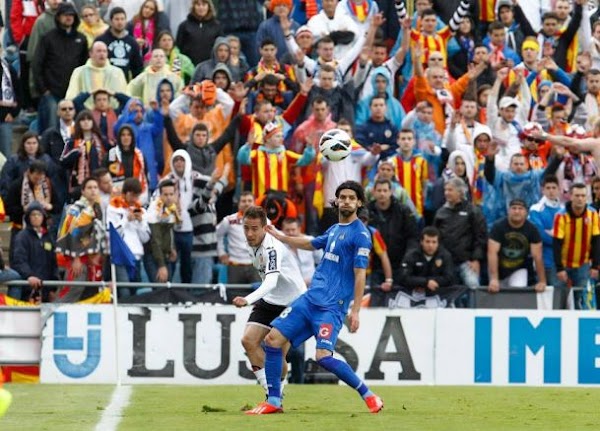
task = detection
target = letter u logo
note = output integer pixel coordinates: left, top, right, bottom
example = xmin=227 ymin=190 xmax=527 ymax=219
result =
xmin=53 ymin=312 xmax=102 ymax=378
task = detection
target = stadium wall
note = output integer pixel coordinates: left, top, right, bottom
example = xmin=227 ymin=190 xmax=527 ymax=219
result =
xmin=35 ymin=305 xmax=600 ymax=386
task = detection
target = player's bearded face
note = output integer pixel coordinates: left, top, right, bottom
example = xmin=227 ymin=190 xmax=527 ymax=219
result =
xmin=337 ymin=190 xmax=360 ymax=218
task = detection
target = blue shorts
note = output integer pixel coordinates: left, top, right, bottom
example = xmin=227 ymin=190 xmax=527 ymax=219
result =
xmin=271 ymin=295 xmax=344 ymax=351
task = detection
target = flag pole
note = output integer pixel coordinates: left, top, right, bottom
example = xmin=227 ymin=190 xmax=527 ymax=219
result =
xmin=111 ymin=262 xmax=122 ymax=387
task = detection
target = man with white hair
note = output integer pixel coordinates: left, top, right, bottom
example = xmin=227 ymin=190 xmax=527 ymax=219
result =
xmin=66 ymin=41 xmax=128 ymax=109
xmin=433 ymin=177 xmax=487 ymax=290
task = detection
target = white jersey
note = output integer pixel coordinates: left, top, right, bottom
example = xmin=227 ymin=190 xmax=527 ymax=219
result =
xmin=245 ymin=233 xmax=307 ymax=307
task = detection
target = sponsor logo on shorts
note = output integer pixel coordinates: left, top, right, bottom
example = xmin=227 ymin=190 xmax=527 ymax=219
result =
xmin=319 ymin=323 xmax=333 ymax=340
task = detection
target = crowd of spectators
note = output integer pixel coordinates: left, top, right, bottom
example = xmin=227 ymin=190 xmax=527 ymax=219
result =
xmin=0 ymin=0 xmax=598 ymax=309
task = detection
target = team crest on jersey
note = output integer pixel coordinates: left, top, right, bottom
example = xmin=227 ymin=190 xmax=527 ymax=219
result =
xmin=318 ymin=323 xmax=333 ymax=339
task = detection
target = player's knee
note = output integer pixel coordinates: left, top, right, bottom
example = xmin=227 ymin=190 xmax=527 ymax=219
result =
xmin=241 ymin=334 xmax=258 ymax=352
xmin=315 ymin=349 xmax=332 ymax=362
xmin=264 ymin=330 xmax=285 ymax=348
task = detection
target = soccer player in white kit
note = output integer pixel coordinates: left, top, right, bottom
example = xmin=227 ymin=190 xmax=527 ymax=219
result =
xmin=232 ymin=206 xmax=307 ymax=395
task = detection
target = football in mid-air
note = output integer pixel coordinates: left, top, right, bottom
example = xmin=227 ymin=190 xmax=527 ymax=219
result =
xmin=319 ymin=128 xmax=352 ymax=162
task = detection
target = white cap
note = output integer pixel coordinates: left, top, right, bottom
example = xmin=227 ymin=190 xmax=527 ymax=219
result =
xmin=499 ymin=96 xmax=519 ymax=109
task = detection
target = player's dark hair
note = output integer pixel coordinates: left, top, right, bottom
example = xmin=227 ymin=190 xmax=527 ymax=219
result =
xmin=400 ymin=128 xmax=415 ymax=136
xmin=311 ymin=96 xmax=329 ymax=107
xmin=421 ymin=8 xmax=437 ymax=18
xmin=92 ymin=167 xmax=109 ymax=179
xmin=542 ymin=12 xmax=559 ymax=23
xmin=570 ymin=182 xmax=587 ymax=192
xmin=370 ymin=95 xmax=386 ymax=105
xmin=28 ymin=159 xmax=47 ymax=174
xmin=260 ymin=38 xmax=277 ymax=49
xmin=81 ymin=176 xmax=98 ymax=190
xmin=488 ymin=21 xmax=505 ymax=33
xmin=542 ymin=175 xmax=559 ymax=186
xmin=261 ymin=73 xmax=280 ymax=87
xmin=158 ymin=179 xmax=176 ymax=193
xmin=243 ymin=206 xmax=268 ymax=226
xmin=421 ymin=226 xmax=440 ymax=240
xmin=122 ymin=178 xmax=142 ymax=195
xmin=332 ymin=181 xmax=366 ymax=207
xmin=374 ymin=178 xmax=392 ymax=190
xmin=110 ymin=6 xmax=126 ymax=21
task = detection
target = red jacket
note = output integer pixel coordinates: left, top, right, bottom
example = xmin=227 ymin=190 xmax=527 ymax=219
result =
xmin=10 ymin=0 xmax=44 ymax=45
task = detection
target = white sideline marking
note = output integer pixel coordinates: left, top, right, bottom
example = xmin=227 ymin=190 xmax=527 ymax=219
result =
xmin=95 ymin=385 xmax=132 ymax=431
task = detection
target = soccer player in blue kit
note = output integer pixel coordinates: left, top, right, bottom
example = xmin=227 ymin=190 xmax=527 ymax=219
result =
xmin=245 ymin=181 xmax=384 ymax=415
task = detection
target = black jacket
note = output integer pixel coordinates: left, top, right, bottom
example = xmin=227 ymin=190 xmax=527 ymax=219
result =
xmin=12 ymin=203 xmax=59 ymax=301
xmin=176 ymin=14 xmax=223 ymax=65
xmin=95 ymin=29 xmax=144 ymax=80
xmin=433 ymin=200 xmax=487 ymax=265
xmin=368 ymin=198 xmax=418 ymax=279
xmin=399 ymin=246 xmax=455 ymax=296
xmin=32 ymin=25 xmax=88 ymax=97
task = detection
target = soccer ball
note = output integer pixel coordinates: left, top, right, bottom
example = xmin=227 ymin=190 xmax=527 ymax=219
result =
xmin=319 ymin=128 xmax=352 ymax=162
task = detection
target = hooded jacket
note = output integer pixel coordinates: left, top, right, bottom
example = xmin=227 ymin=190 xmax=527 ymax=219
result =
xmin=163 ymin=149 xmax=200 ymax=232
xmin=211 ymin=63 xmax=233 ymax=92
xmin=529 ymin=196 xmax=563 ymax=269
xmin=356 ymin=66 xmax=405 ymax=126
xmin=12 ymin=202 xmax=59 ymax=284
xmin=126 ymin=63 xmax=183 ymax=106
xmin=176 ymin=10 xmax=223 ymax=65
xmin=192 ymin=37 xmax=231 ymax=83
xmin=162 ymin=148 xmax=227 ymax=248
xmin=114 ymin=98 xmax=164 ymax=191
xmin=32 ymin=3 xmax=88 ymax=98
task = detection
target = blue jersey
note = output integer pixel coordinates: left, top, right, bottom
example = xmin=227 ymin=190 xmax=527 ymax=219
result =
xmin=307 ymin=219 xmax=372 ymax=313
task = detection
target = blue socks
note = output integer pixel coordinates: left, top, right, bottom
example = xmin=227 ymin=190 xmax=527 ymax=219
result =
xmin=264 ymin=345 xmax=283 ymax=407
xmin=318 ymin=356 xmax=373 ymax=400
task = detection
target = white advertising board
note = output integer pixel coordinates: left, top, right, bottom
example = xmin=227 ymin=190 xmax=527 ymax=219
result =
xmin=40 ymin=305 xmax=600 ymax=386
xmin=0 ymin=308 xmax=41 ymax=363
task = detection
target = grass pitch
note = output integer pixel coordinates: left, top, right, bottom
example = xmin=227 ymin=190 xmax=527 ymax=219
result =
xmin=2 ymin=384 xmax=599 ymax=431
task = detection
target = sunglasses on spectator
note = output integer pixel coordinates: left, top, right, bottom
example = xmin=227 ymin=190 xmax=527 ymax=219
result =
xmin=60 ymin=107 xmax=75 ymax=111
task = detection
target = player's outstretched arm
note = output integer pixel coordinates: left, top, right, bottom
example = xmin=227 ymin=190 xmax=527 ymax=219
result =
xmin=265 ymin=225 xmax=315 ymax=250
xmin=349 ymin=267 xmax=367 ymax=333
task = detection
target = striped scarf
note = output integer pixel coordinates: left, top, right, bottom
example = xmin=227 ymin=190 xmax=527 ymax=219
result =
xmin=348 ymin=0 xmax=370 ymax=22
xmin=21 ymin=174 xmax=51 ymax=212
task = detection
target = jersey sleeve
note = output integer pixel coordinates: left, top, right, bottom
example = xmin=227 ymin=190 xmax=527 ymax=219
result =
xmin=311 ymin=227 xmax=333 ymax=250
xmin=263 ymin=243 xmax=283 ymax=276
xmin=354 ymin=229 xmax=373 ymax=269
